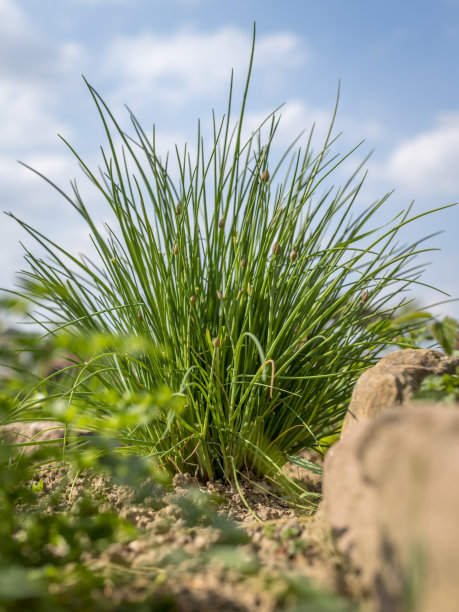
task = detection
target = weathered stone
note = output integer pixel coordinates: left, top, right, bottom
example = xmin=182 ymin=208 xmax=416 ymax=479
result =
xmin=323 ymin=404 xmax=459 ymax=612
xmin=342 ymin=349 xmax=459 ymax=436
xmin=0 ymin=420 xmax=93 ymax=454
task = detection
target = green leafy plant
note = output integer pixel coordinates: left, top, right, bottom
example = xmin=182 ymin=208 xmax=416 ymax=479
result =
xmin=0 ymin=440 xmax=171 ymax=611
xmin=413 ymin=369 xmax=459 ymax=404
xmin=4 ymin=31 xmax=454 ymax=486
xmin=430 ymin=316 xmax=458 ymax=355
xmin=374 ymin=306 xmax=459 ymax=353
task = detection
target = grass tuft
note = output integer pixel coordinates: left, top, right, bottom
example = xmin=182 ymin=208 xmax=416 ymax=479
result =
xmin=3 ymin=30 xmax=454 ymax=488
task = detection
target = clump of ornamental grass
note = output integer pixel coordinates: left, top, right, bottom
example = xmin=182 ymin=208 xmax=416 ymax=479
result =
xmin=4 ymin=36 xmax=452 ymax=491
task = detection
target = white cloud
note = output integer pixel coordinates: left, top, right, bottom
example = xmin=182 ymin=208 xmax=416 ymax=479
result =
xmin=102 ymin=26 xmax=306 ymax=107
xmin=380 ymin=113 xmax=459 ymax=200
xmin=0 ymin=0 xmax=84 ymax=81
xmin=359 ymin=114 xmax=459 ymax=319
xmin=0 ymin=1 xmax=85 ymax=152
xmin=241 ymin=99 xmax=333 ymax=156
xmin=0 ymin=149 xmax=109 ymax=290
xmin=20 ymin=154 xmax=80 ymax=191
xmin=0 ymin=81 xmax=71 ymax=148
xmin=0 ymin=0 xmax=31 ymax=38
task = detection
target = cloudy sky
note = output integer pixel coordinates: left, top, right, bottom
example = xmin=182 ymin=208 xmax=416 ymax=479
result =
xmin=1 ymin=0 xmax=458 ymax=319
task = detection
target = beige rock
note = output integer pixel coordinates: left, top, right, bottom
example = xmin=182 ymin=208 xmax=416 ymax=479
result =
xmin=342 ymin=349 xmax=459 ymax=436
xmin=1 ymin=420 xmax=93 ymax=454
xmin=323 ymin=404 xmax=459 ymax=612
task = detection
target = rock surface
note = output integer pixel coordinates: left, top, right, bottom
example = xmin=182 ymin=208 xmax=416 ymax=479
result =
xmin=341 ymin=349 xmax=459 ymax=436
xmin=0 ymin=420 xmax=93 ymax=454
xmin=324 ymin=403 xmax=459 ymax=612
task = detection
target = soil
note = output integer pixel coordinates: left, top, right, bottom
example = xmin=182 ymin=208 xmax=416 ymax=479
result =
xmin=2 ymin=422 xmax=357 ymax=610
xmin=23 ymin=451 xmax=356 ymax=612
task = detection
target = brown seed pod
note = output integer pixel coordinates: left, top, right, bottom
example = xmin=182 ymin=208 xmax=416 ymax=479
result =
xmin=293 ymin=336 xmax=308 ymax=353
xmin=137 ymin=312 xmax=143 ymax=322
xmin=212 ymin=337 xmax=220 ymax=348
xmin=217 ymin=291 xmax=223 ymax=300
xmin=237 ymin=289 xmax=244 ymax=299
xmin=173 ymin=244 xmax=179 ymax=256
xmin=272 ymin=242 xmax=282 ymax=256
xmin=241 ymin=257 xmax=246 ymax=268
xmin=261 ymin=170 xmax=270 ymax=182
xmin=189 ymin=295 xmax=197 ymax=305
xmin=175 ymin=202 xmax=182 ymax=215
xmin=218 ymin=217 xmax=225 ymax=229
xmin=289 ymin=250 xmax=298 ymax=262
xmin=361 ymin=290 xmax=370 ymax=304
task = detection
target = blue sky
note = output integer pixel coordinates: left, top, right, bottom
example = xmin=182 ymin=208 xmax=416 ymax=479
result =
xmin=1 ymin=0 xmax=458 ymax=318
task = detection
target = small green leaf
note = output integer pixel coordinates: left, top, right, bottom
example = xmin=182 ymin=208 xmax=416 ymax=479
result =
xmin=286 ymin=455 xmax=323 ymax=475
xmin=31 ymin=478 xmax=44 ymax=493
xmin=431 ymin=316 xmax=459 ymax=355
xmin=392 ymin=310 xmax=433 ymax=324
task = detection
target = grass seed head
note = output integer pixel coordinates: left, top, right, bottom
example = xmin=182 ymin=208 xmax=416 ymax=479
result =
xmin=175 ymin=202 xmax=182 ymax=215
xmin=293 ymin=336 xmax=308 ymax=353
xmin=272 ymin=242 xmax=282 ymax=256
xmin=189 ymin=295 xmax=197 ymax=306
xmin=289 ymin=250 xmax=298 ymax=262
xmin=261 ymin=170 xmax=270 ymax=182
xmin=361 ymin=290 xmax=370 ymax=303
xmin=212 ymin=336 xmax=220 ymax=348
xmin=219 ymin=217 xmax=225 ymax=229
xmin=173 ymin=244 xmax=179 ymax=256
xmin=217 ymin=291 xmax=223 ymax=300
xmin=137 ymin=312 xmax=143 ymax=322
xmin=241 ymin=257 xmax=247 ymax=268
